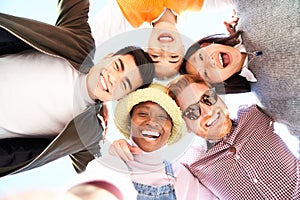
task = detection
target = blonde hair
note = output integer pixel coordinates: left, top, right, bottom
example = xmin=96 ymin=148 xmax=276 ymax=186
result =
xmin=167 ymin=75 xmax=211 ymax=102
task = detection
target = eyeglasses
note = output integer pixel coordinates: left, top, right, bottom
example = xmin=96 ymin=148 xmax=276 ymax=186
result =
xmin=182 ymin=89 xmax=218 ymax=120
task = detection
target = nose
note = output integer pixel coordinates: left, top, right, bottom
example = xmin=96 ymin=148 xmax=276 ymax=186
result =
xmin=107 ymin=69 xmax=119 ymax=87
xmin=147 ymin=116 xmax=161 ymax=129
xmin=161 ymin=44 xmax=170 ymax=51
xmin=199 ymin=103 xmax=213 ymax=118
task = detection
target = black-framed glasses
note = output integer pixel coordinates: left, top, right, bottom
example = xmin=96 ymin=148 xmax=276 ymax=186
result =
xmin=182 ymin=89 xmax=218 ymax=120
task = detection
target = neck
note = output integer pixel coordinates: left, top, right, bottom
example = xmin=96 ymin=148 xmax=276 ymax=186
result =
xmin=130 ymin=138 xmax=165 ymax=165
xmin=153 ymin=8 xmax=177 ymax=27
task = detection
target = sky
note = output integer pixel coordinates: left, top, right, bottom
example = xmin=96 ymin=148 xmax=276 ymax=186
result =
xmin=0 ymin=0 xmax=299 ymax=198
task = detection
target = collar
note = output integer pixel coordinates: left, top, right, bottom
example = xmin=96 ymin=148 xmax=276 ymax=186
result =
xmin=234 ymin=42 xmax=257 ymax=82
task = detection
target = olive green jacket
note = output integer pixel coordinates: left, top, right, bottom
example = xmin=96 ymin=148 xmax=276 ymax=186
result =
xmin=0 ymin=0 xmax=95 ymax=72
xmin=0 ymin=0 xmax=102 ymax=177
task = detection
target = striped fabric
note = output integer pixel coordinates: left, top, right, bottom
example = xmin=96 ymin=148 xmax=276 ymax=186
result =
xmin=182 ymin=105 xmax=300 ymax=199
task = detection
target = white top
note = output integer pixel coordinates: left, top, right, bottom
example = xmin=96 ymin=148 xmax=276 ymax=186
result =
xmin=0 ymin=49 xmax=94 ymax=138
xmin=90 ymin=0 xmax=235 ymax=47
xmin=76 ymin=139 xmax=217 ymax=199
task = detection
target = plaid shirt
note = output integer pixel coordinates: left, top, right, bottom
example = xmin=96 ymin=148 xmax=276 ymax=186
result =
xmin=182 ymin=105 xmax=300 ymax=199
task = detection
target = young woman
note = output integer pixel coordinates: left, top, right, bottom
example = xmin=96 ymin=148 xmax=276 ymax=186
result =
xmin=180 ymin=30 xmax=262 ymax=93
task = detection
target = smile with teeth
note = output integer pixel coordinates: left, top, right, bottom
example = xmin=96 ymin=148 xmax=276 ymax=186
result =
xmin=99 ymin=74 xmax=108 ymax=92
xmin=158 ymin=33 xmax=174 ymax=43
xmin=142 ymin=130 xmax=160 ymax=141
xmin=206 ymin=112 xmax=220 ymax=127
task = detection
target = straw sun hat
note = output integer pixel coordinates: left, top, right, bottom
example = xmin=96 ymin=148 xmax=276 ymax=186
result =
xmin=114 ymin=83 xmax=186 ymax=145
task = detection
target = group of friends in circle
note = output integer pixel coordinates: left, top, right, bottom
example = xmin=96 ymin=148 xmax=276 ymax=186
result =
xmin=0 ymin=0 xmax=298 ymax=200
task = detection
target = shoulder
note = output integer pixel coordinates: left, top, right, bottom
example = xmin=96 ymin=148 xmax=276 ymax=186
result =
xmin=237 ymin=104 xmax=272 ymax=121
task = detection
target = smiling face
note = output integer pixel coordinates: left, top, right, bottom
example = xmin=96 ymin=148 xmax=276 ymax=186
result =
xmin=176 ymin=82 xmax=232 ymax=140
xmin=130 ymin=101 xmax=172 ymax=152
xmin=87 ymin=55 xmax=143 ymax=101
xmin=147 ymin=23 xmax=185 ymax=79
xmin=185 ymin=44 xmax=246 ymax=83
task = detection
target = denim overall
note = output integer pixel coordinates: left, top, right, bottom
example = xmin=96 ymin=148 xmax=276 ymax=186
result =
xmin=130 ymin=160 xmax=177 ymax=200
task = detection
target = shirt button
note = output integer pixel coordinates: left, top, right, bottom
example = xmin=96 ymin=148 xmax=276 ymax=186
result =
xmin=229 ymin=147 xmax=236 ymax=154
xmin=236 ymin=155 xmax=240 ymax=159
xmin=253 ymin=178 xmax=258 ymax=183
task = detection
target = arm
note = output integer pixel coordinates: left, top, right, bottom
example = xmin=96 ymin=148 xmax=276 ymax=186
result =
xmin=202 ymin=0 xmax=234 ymax=11
xmin=89 ymin=0 xmax=134 ymax=47
xmin=56 ymin=0 xmax=90 ymax=30
xmin=0 ymin=0 xmax=94 ymax=70
xmin=54 ymin=0 xmax=95 ymax=69
xmin=69 ymin=149 xmax=95 ymax=173
xmin=203 ymin=0 xmax=238 ymax=35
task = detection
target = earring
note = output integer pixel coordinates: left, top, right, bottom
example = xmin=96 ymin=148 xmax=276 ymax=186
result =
xmin=244 ymin=51 xmax=263 ymax=64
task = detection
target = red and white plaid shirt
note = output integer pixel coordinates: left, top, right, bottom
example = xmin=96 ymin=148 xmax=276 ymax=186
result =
xmin=182 ymin=105 xmax=300 ymax=199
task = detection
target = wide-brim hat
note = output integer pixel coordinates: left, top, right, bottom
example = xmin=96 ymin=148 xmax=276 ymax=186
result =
xmin=114 ymin=83 xmax=186 ymax=145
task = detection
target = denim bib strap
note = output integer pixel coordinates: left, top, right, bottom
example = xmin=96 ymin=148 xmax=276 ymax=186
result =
xmin=130 ymin=160 xmax=177 ymax=200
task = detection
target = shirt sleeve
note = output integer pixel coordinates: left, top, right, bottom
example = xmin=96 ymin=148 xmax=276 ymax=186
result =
xmin=89 ymin=0 xmax=134 ymax=48
xmin=202 ymin=0 xmax=234 ymax=11
xmin=174 ymin=163 xmax=217 ymax=199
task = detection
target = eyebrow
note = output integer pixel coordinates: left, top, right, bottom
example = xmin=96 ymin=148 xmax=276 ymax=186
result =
xmin=153 ymin=60 xmax=180 ymax=64
xmin=124 ymin=77 xmax=133 ymax=91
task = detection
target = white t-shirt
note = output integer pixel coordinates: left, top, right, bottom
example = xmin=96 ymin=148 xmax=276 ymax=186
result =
xmin=0 ymin=49 xmax=94 ymax=138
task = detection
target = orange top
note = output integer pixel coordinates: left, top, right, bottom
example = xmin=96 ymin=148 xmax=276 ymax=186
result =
xmin=116 ymin=0 xmax=204 ymax=27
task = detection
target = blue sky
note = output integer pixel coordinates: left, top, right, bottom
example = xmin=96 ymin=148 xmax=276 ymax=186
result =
xmin=0 ymin=0 xmax=298 ymax=198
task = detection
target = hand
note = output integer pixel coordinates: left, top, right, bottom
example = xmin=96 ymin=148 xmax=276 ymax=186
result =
xmin=109 ymin=139 xmax=142 ymax=161
xmin=224 ymin=9 xmax=239 ymax=35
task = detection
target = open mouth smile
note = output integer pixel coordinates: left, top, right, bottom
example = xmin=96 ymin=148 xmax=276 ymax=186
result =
xmin=157 ymin=33 xmax=174 ymax=43
xmin=142 ymin=130 xmax=160 ymax=141
xmin=205 ymin=112 xmax=220 ymax=127
xmin=218 ymin=53 xmax=230 ymax=68
xmin=99 ymin=73 xmax=109 ymax=92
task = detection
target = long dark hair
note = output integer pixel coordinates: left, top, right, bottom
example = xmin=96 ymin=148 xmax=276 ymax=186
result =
xmin=180 ymin=30 xmax=250 ymax=94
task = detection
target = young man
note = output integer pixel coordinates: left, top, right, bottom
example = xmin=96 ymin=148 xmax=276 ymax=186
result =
xmin=0 ymin=0 xmax=154 ymax=177
xmin=167 ymin=75 xmax=299 ymax=199
xmin=110 ymin=75 xmax=299 ymax=199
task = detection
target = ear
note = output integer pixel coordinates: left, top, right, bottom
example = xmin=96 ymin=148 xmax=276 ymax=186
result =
xmin=200 ymin=43 xmax=211 ymax=47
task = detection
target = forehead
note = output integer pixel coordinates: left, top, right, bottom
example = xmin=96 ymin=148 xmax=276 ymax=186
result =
xmin=133 ymin=101 xmax=167 ymax=112
xmin=177 ymin=83 xmax=209 ymax=108
xmin=119 ymin=54 xmax=136 ymax=70
xmin=119 ymin=54 xmax=143 ymax=89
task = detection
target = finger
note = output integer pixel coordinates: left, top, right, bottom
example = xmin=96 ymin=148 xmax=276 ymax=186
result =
xmin=120 ymin=141 xmax=134 ymax=161
xmin=129 ymin=146 xmax=142 ymax=154
xmin=109 ymin=140 xmax=134 ymax=161
xmin=223 ymin=22 xmax=235 ymax=35
xmin=231 ymin=16 xmax=239 ymax=24
xmin=109 ymin=143 xmax=129 ymax=161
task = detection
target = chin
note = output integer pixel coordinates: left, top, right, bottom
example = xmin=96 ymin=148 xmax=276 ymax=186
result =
xmin=219 ymin=119 xmax=232 ymax=138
